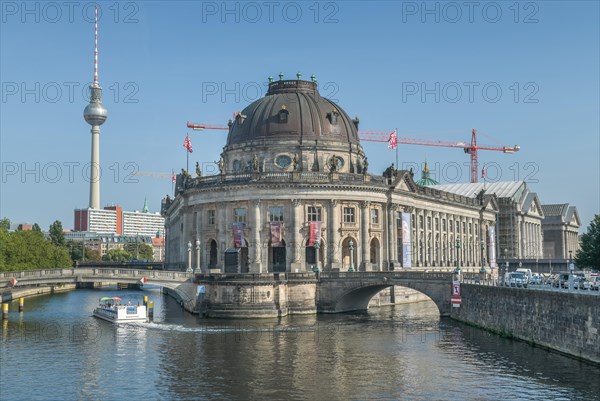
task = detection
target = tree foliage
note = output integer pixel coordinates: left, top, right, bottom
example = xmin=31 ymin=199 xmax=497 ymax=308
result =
xmin=124 ymin=243 xmax=154 ymax=260
xmin=49 ymin=220 xmax=65 ymax=247
xmin=0 ymin=229 xmax=71 ymax=271
xmin=0 ymin=218 xmax=10 ymax=232
xmin=103 ymin=249 xmax=133 ymax=262
xmin=575 ymin=215 xmax=600 ymax=270
xmin=67 ymin=241 xmax=102 ymax=262
xmin=32 ymin=223 xmax=42 ymax=232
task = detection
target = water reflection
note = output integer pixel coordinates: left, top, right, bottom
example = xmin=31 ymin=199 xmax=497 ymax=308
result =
xmin=1 ymin=290 xmax=598 ymax=401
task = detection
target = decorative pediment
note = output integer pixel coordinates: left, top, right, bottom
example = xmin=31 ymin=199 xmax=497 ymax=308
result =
xmin=390 ymin=170 xmax=417 ymax=193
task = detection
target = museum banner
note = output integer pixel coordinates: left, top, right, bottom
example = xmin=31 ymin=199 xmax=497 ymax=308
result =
xmin=488 ymin=225 xmax=497 ymax=268
xmin=270 ymin=221 xmax=283 ymax=247
xmin=451 ymin=280 xmax=462 ymax=307
xmin=232 ymin=222 xmax=245 ymax=248
xmin=307 ymin=221 xmax=322 ymax=246
xmin=401 ymin=212 xmax=412 ymax=268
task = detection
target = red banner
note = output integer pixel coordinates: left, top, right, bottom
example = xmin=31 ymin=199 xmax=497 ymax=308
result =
xmin=232 ymin=223 xmax=245 ymax=248
xmin=270 ymin=221 xmax=283 ymax=247
xmin=451 ymin=280 xmax=462 ymax=307
xmin=308 ymin=221 xmax=322 ymax=246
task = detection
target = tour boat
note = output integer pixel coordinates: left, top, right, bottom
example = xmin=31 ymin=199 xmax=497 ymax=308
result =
xmin=93 ymin=296 xmax=148 ymax=323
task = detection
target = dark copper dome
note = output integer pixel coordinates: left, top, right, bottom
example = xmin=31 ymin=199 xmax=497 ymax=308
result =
xmin=225 ymin=79 xmax=360 ymax=148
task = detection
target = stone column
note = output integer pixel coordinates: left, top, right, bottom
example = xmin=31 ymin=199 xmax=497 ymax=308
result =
xmin=217 ymin=206 xmax=227 ymax=270
xmin=181 ymin=210 xmax=190 ymax=266
xmin=386 ymin=204 xmax=397 ymax=270
xmin=290 ymin=199 xmax=303 ymax=272
xmin=196 ymin=209 xmax=204 ymax=272
xmin=249 ymin=200 xmax=262 ymax=273
xmin=360 ymin=201 xmax=370 ymax=271
xmin=329 ymin=200 xmax=341 ymax=270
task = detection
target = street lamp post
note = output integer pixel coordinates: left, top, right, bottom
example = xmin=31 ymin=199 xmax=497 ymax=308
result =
xmin=454 ymin=238 xmax=461 ymax=275
xmin=313 ymin=241 xmax=320 ymax=273
xmin=568 ymin=250 xmax=574 ymax=291
xmin=348 ymin=240 xmax=355 ymax=272
xmin=186 ymin=241 xmax=193 ymax=273
xmin=194 ymin=239 xmax=201 ymax=274
xmin=480 ymin=240 xmax=486 ymax=274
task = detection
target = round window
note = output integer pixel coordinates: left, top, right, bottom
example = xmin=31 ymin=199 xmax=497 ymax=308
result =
xmin=335 ymin=157 xmax=345 ymax=169
xmin=275 ymin=155 xmax=292 ymax=169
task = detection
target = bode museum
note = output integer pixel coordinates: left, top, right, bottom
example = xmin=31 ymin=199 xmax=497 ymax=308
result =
xmin=162 ymin=75 xmax=503 ymax=274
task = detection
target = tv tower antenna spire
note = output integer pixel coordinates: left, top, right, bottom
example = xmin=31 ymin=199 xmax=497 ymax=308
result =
xmin=83 ymin=4 xmax=108 ymax=209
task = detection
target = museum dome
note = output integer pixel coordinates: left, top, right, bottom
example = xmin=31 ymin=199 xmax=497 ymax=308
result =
xmin=225 ymin=76 xmax=360 ymax=148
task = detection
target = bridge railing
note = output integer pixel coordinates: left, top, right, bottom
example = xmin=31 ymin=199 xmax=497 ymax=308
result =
xmin=319 ymin=271 xmax=453 ymax=280
xmin=0 ymin=268 xmax=191 ymax=284
xmin=196 ymin=272 xmax=317 ymax=282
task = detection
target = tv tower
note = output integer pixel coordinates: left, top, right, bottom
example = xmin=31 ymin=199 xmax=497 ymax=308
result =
xmin=83 ymin=5 xmax=108 ymax=209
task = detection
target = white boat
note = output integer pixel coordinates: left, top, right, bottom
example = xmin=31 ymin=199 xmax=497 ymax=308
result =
xmin=93 ymin=296 xmax=148 ymax=323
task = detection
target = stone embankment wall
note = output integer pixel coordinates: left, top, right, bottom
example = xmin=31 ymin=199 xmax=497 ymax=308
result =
xmin=452 ymin=285 xmax=600 ymax=366
xmin=0 ymin=284 xmax=76 ymax=303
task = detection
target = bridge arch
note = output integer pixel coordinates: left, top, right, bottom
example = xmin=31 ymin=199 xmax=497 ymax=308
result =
xmin=318 ymin=272 xmax=452 ymax=316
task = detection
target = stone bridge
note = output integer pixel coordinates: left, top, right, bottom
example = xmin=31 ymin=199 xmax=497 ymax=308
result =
xmin=317 ymin=271 xmax=453 ymax=315
xmin=0 ymin=268 xmax=192 ymax=290
xmin=196 ymin=271 xmax=454 ymax=318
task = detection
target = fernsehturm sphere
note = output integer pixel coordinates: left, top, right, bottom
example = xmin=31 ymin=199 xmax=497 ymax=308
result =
xmin=83 ymin=5 xmax=107 ymax=210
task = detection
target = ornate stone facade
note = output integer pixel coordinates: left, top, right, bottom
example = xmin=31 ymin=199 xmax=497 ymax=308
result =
xmin=163 ymin=77 xmax=498 ymax=273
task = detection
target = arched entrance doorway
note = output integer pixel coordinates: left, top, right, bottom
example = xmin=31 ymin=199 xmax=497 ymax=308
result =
xmin=341 ymin=236 xmax=358 ymax=271
xmin=208 ymin=239 xmax=218 ymax=269
xmin=240 ymin=239 xmax=249 ymax=273
xmin=269 ymin=239 xmax=286 ymax=272
xmin=370 ymin=237 xmax=380 ymax=270
xmin=305 ymin=239 xmax=325 ymax=271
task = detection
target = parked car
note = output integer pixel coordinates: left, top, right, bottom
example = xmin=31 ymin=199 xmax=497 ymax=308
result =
xmin=590 ymin=276 xmax=600 ymax=291
xmin=530 ymin=273 xmax=543 ymax=285
xmin=552 ymin=273 xmax=570 ymax=288
xmin=573 ymin=277 xmax=590 ymax=290
xmin=504 ymin=272 xmax=528 ymax=288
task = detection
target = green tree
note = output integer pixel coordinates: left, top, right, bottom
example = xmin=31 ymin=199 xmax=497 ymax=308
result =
xmin=103 ymin=249 xmax=133 ymax=262
xmin=49 ymin=220 xmax=65 ymax=247
xmin=0 ymin=218 xmax=11 ymax=232
xmin=124 ymin=243 xmax=154 ymax=260
xmin=0 ymin=230 xmax=71 ymax=271
xmin=32 ymin=223 xmax=42 ymax=232
xmin=575 ymin=215 xmax=600 ymax=270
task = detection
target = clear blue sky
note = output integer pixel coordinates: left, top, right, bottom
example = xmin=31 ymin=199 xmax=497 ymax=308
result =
xmin=1 ymin=1 xmax=598 ymax=231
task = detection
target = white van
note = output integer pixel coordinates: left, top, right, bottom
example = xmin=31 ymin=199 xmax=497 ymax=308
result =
xmin=516 ymin=268 xmax=533 ymax=284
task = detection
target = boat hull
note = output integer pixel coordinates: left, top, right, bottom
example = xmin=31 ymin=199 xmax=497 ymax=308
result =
xmin=93 ymin=304 xmax=148 ymax=323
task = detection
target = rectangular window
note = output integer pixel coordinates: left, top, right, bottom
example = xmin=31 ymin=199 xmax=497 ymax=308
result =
xmin=419 ymin=215 xmax=424 ymax=229
xmin=307 ymin=206 xmax=321 ymax=222
xmin=371 ymin=208 xmax=379 ymax=225
xmin=268 ymin=206 xmax=284 ymax=222
xmin=435 ymin=218 xmax=439 ymax=231
xmin=442 ymin=219 xmax=446 ymax=231
xmin=208 ymin=210 xmax=215 ymax=225
xmin=427 ymin=216 xmax=431 ymax=229
xmin=449 ymin=220 xmax=453 ymax=232
xmin=234 ymin=208 xmax=247 ymax=223
xmin=343 ymin=207 xmax=356 ymax=223
xmin=396 ymin=211 xmax=402 ymax=226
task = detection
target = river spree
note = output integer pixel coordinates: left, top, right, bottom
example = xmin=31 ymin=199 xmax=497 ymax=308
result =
xmin=1 ymin=288 xmax=599 ymax=401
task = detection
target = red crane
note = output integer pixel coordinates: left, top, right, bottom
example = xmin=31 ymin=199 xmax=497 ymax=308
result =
xmin=186 ymin=121 xmax=520 ymax=184
xmin=359 ymin=129 xmax=520 ymax=183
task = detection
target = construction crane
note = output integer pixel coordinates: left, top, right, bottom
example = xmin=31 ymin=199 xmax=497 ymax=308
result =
xmin=360 ymin=129 xmax=520 ymax=183
xmin=186 ymin=121 xmax=520 ymax=184
xmin=187 ymin=121 xmax=229 ymax=131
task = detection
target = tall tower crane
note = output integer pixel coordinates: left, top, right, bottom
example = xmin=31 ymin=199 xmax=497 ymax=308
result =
xmin=360 ymin=129 xmax=520 ymax=183
xmin=186 ymin=121 xmax=520 ymax=184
